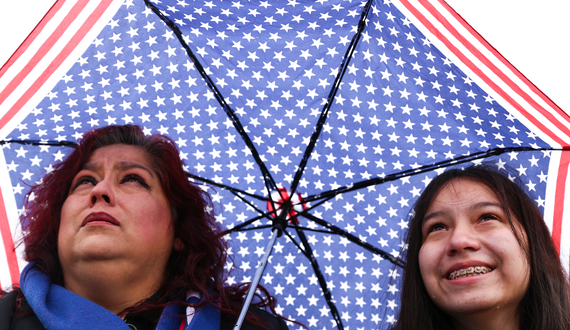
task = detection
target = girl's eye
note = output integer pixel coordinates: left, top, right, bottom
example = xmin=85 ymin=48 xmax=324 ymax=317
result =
xmin=480 ymin=214 xmax=499 ymax=222
xmin=121 ymin=174 xmax=150 ymax=189
xmin=428 ymin=223 xmax=446 ymax=233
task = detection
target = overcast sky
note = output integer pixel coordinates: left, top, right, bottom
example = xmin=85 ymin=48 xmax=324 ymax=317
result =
xmin=0 ymin=0 xmax=568 ymax=112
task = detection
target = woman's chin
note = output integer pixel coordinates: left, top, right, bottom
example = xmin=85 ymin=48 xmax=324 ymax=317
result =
xmin=80 ymin=250 xmax=120 ymax=261
xmin=71 ymin=237 xmax=124 ymax=261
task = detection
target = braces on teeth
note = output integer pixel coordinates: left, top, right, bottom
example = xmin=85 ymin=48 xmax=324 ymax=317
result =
xmin=448 ymin=266 xmax=493 ymax=280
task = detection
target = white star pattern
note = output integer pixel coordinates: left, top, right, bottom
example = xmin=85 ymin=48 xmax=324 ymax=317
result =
xmin=3 ymin=0 xmax=553 ymax=328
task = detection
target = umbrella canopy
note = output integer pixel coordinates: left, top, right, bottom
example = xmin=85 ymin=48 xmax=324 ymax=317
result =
xmin=1 ymin=0 xmax=569 ymax=329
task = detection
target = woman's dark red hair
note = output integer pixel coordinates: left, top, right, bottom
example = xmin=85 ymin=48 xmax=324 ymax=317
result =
xmin=18 ymin=125 xmax=282 ymax=327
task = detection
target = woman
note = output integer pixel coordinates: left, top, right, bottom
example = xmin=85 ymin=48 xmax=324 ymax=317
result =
xmin=391 ymin=165 xmax=570 ymax=330
xmin=0 ymin=125 xmax=289 ymax=330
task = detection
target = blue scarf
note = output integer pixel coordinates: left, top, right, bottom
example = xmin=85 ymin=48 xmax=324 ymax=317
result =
xmin=20 ymin=263 xmax=220 ymax=330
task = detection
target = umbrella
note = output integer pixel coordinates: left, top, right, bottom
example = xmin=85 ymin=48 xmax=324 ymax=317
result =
xmin=1 ymin=0 xmax=569 ymax=328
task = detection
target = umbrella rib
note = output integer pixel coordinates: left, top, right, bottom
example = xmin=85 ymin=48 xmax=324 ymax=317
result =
xmin=223 ymin=199 xmax=308 ymax=234
xmin=0 ymin=140 xmax=279 ymax=216
xmin=144 ymin=0 xmax=280 ymax=196
xmin=222 ymin=202 xmax=312 ymax=234
xmin=187 ymin=173 xmax=279 ymax=233
xmin=290 ymin=224 xmax=345 ymax=330
xmin=279 ymin=224 xmax=348 ymax=329
xmin=0 ymin=139 xmax=78 ymax=147
xmin=303 ymin=212 xmax=404 ymax=268
xmin=281 ymin=229 xmax=309 ymax=258
xmin=282 ymin=226 xmax=335 ymax=235
xmin=223 ymin=198 xmax=313 ymax=234
xmin=223 ymin=214 xmax=271 ymax=234
xmin=224 ymin=224 xmax=334 ymax=235
xmin=187 ymin=173 xmax=266 ymax=201
xmin=303 ymin=146 xmax=558 ymax=203
xmin=224 ymin=212 xmax=336 ymax=235
xmin=223 ymin=202 xmax=318 ymax=234
xmin=224 ymin=224 xmax=273 ymax=233
xmin=288 ymin=0 xmax=374 ymax=196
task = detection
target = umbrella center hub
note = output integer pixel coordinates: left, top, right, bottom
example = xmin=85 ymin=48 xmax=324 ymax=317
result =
xmin=266 ymin=188 xmax=306 ymax=223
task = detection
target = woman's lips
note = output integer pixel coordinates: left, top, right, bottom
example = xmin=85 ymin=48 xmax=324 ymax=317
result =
xmin=81 ymin=212 xmax=120 ymax=227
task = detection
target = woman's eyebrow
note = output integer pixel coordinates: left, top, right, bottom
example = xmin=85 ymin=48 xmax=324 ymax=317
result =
xmin=80 ymin=161 xmax=155 ymax=178
xmin=115 ymin=161 xmax=155 ymax=178
xmin=81 ymin=161 xmax=100 ymax=172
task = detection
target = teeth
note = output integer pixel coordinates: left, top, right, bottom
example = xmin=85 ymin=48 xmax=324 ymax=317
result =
xmin=448 ymin=266 xmax=492 ymax=280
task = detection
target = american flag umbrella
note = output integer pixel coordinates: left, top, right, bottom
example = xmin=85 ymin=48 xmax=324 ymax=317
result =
xmin=0 ymin=0 xmax=569 ymax=329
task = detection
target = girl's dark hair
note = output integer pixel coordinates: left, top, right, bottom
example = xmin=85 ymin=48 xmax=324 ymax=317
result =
xmin=15 ymin=125 xmax=282 ymax=327
xmin=391 ymin=164 xmax=570 ymax=330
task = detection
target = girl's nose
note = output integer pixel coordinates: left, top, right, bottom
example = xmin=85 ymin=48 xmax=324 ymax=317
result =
xmin=447 ymin=222 xmax=481 ymax=255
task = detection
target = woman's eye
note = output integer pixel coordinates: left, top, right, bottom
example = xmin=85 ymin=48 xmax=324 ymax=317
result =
xmin=72 ymin=176 xmax=96 ymax=190
xmin=121 ymin=174 xmax=149 ymax=189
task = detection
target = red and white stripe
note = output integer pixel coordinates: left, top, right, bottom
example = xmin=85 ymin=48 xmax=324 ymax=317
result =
xmin=0 ymin=149 xmax=27 ymax=288
xmin=392 ymin=0 xmax=570 ymax=275
xmin=544 ymin=151 xmax=570 ymax=276
xmin=1 ymin=0 xmax=569 ymax=286
xmin=0 ymin=0 xmax=124 ymax=289
xmin=0 ymin=0 xmax=123 ymax=138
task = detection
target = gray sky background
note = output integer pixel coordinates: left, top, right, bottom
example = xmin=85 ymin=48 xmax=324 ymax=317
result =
xmin=0 ymin=0 xmax=568 ymax=112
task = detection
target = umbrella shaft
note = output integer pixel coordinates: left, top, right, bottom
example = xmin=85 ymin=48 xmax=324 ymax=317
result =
xmin=234 ymin=229 xmax=279 ymax=329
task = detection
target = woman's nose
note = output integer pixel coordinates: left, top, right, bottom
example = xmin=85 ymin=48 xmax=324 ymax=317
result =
xmin=447 ymin=222 xmax=480 ymax=255
xmin=88 ymin=180 xmax=115 ymax=207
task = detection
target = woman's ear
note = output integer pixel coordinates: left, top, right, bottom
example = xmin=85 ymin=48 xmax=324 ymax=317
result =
xmin=173 ymin=237 xmax=184 ymax=251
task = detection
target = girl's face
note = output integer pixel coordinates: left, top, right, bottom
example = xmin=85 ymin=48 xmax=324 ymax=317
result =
xmin=418 ymin=178 xmax=530 ymax=323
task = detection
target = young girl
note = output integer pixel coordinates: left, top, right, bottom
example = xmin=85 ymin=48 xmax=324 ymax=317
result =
xmin=391 ymin=165 xmax=570 ymax=330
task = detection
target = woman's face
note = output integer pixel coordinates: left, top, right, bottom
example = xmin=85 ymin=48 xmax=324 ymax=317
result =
xmin=58 ymin=144 xmax=177 ymax=284
xmin=418 ymin=178 xmax=530 ymax=322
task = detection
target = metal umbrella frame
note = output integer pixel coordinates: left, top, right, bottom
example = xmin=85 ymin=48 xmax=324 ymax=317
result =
xmin=1 ymin=0 xmax=568 ymax=328
xmin=142 ymin=0 xmax=562 ymax=328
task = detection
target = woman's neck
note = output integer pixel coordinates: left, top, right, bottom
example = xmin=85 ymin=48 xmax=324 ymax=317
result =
xmin=61 ymin=260 xmax=164 ymax=315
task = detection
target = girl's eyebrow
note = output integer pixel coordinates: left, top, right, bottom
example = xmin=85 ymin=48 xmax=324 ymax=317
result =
xmin=422 ymin=201 xmax=504 ymax=224
xmin=470 ymin=201 xmax=503 ymax=211
xmin=422 ymin=210 xmax=446 ymax=224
